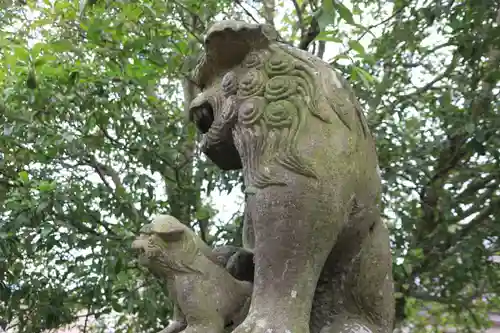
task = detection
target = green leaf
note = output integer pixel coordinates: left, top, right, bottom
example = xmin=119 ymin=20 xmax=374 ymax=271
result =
xmin=352 ymin=66 xmax=375 ymax=88
xmin=316 ymin=0 xmax=336 ymax=32
xmin=37 ymin=180 xmax=56 ymax=192
xmin=41 ymin=224 xmax=52 ymax=237
xmin=34 ymin=55 xmax=57 ymax=68
xmin=31 ymin=42 xmax=46 ymax=56
xmin=51 ymin=40 xmax=74 ymax=53
xmin=111 ymin=298 xmax=123 ymax=312
xmin=394 ymin=292 xmax=404 ymax=299
xmin=333 ymin=1 xmax=355 ymax=25
xmin=30 ymin=18 xmax=54 ymax=28
xmin=27 ymin=70 xmax=37 ymax=89
xmin=12 ymin=45 xmax=30 ymax=61
xmin=114 ymin=257 xmax=123 ymax=275
xmin=195 ymin=206 xmax=211 ymax=220
xmin=331 ymin=53 xmax=350 ymax=62
xmin=465 ymin=123 xmax=475 ymax=134
xmin=316 ymin=32 xmax=342 ymax=43
xmin=18 ymin=171 xmax=29 ymax=182
xmin=347 ymin=40 xmax=365 ymax=55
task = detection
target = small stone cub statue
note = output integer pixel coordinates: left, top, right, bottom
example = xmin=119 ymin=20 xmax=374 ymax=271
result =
xmin=131 ymin=215 xmax=252 ymax=333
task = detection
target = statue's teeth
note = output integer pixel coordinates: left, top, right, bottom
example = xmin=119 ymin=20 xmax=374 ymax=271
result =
xmin=192 ymin=109 xmax=202 ymax=123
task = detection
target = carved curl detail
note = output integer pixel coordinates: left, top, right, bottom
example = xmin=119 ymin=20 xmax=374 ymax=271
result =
xmin=233 ymin=46 xmax=321 ymax=188
xmin=242 ymin=50 xmax=270 ymax=69
xmin=222 ymin=71 xmax=239 ymax=97
xmin=264 ymin=54 xmax=295 ymax=76
xmin=238 ymin=97 xmax=265 ymax=126
xmin=264 ymin=76 xmax=297 ymax=101
xmin=238 ymin=69 xmax=268 ymax=98
xmin=263 ymin=100 xmax=295 ymax=128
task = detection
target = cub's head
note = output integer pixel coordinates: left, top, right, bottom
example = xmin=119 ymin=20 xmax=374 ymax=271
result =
xmin=131 ymin=215 xmax=201 ymax=274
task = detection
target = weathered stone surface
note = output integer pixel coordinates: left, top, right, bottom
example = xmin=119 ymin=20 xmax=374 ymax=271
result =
xmin=188 ymin=20 xmax=395 ymax=333
xmin=132 ymin=215 xmax=252 ymax=333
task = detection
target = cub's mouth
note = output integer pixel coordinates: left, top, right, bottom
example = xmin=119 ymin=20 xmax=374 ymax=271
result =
xmin=131 ymin=238 xmax=156 ymax=264
xmin=190 ymin=101 xmax=215 ymax=134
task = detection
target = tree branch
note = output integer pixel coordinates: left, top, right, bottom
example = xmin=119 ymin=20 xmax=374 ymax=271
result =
xmin=298 ymin=16 xmax=320 ymax=51
xmin=83 ymin=155 xmax=141 ymax=223
xmin=291 ymin=0 xmax=305 ymax=41
xmin=398 ymin=52 xmax=459 ymax=102
xmin=261 ymin=0 xmax=276 ymax=27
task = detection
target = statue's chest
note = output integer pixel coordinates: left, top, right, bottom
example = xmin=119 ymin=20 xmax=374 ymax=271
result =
xmin=172 ymin=274 xmax=203 ymax=307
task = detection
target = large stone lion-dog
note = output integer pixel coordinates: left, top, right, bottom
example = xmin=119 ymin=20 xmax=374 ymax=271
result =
xmin=188 ymin=20 xmax=394 ymax=333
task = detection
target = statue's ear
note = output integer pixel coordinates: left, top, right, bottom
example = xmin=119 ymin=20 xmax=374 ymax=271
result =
xmin=154 ymin=227 xmax=185 ymax=242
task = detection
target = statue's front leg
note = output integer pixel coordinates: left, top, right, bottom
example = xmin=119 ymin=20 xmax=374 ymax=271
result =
xmin=232 ymin=186 xmax=351 ymax=333
xmin=159 ymin=304 xmax=186 ymax=333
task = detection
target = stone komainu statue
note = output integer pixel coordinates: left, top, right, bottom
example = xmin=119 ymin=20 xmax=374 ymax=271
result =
xmin=132 ymin=215 xmax=252 ymax=333
xmin=187 ymin=21 xmax=395 ymax=333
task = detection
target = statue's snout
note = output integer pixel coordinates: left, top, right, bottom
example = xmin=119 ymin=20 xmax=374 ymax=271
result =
xmin=131 ymin=238 xmax=146 ymax=252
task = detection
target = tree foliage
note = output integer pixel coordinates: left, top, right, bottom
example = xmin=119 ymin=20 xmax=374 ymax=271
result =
xmin=0 ymin=0 xmax=499 ymax=332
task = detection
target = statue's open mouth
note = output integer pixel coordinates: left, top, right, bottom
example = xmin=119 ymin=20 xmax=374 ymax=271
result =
xmin=188 ymin=96 xmax=243 ymax=170
xmin=132 ymin=239 xmax=151 ymax=263
xmin=191 ymin=102 xmax=215 ymax=134
xmin=132 ymin=240 xmax=144 ymax=254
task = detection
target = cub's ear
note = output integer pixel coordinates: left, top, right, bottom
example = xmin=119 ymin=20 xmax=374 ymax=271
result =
xmin=155 ymin=227 xmax=185 ymax=242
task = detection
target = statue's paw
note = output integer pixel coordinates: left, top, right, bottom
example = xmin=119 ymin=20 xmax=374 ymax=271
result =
xmin=318 ymin=315 xmax=379 ymax=333
xmin=158 ymin=321 xmax=186 ymax=333
xmin=181 ymin=324 xmax=223 ymax=333
xmin=226 ymin=248 xmax=254 ymax=282
xmin=231 ymin=314 xmax=309 ymax=333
